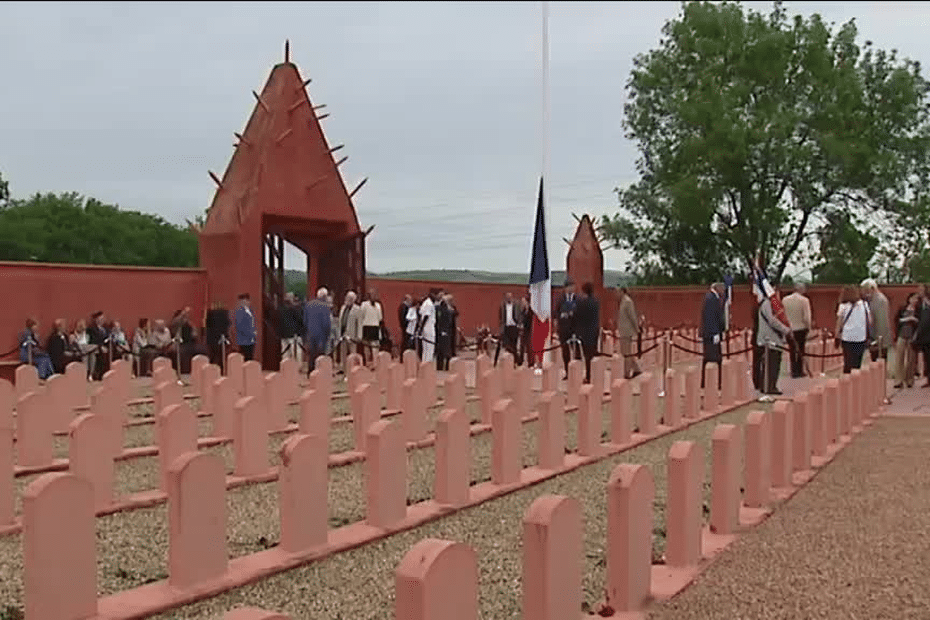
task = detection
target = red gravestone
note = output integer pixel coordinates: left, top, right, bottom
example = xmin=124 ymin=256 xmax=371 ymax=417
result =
xmin=522 ymin=495 xmax=583 ymax=620
xmin=23 ymin=473 xmax=97 ymax=620
xmin=395 ymin=539 xmax=478 ymax=620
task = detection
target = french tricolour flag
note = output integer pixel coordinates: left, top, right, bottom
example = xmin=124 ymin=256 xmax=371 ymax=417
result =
xmin=529 ymin=176 xmax=551 ymax=357
xmin=751 ymin=256 xmax=790 ymax=329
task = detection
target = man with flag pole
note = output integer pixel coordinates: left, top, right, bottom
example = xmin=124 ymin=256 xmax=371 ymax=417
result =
xmin=750 ymin=255 xmax=793 ymax=398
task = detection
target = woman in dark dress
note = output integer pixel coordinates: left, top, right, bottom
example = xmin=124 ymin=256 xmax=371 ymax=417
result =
xmin=573 ymin=282 xmax=601 ymax=384
xmin=205 ymin=302 xmax=231 ymax=369
xmin=45 ymin=318 xmax=69 ymax=375
xmin=519 ymin=295 xmax=533 ymax=367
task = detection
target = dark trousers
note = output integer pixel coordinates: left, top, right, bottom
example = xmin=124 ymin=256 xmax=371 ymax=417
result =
xmin=436 ymin=332 xmax=451 ymax=371
xmin=788 ymin=329 xmax=808 ymax=378
xmin=582 ymin=340 xmax=596 ymax=383
xmin=920 ymin=344 xmax=930 ymax=379
xmin=521 ymin=330 xmax=535 ymax=367
xmin=495 ymin=326 xmax=520 ymax=365
xmin=503 ymin=325 xmax=519 ymax=356
xmin=753 ymin=345 xmax=782 ymax=394
xmin=240 ymin=344 xmax=255 ymax=362
xmin=700 ymin=337 xmax=722 ymax=389
xmin=305 ymin=340 xmax=323 ymax=374
xmin=841 ymin=340 xmax=867 ymax=374
xmin=208 ymin=342 xmax=223 ymax=368
xmin=559 ymin=331 xmax=575 ymax=374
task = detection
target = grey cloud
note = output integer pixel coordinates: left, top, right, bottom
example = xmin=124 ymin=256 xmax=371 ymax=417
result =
xmin=1 ymin=1 xmax=928 ymax=274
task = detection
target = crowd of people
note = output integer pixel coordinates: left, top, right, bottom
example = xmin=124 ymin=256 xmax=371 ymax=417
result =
xmin=268 ymin=286 xmax=463 ymax=374
xmin=697 ymin=278 xmax=930 ymax=398
xmin=16 ymin=307 xmax=203 ymax=380
xmin=14 ymin=277 xmax=930 ymax=396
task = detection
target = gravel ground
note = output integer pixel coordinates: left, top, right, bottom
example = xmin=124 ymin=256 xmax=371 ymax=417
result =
xmin=0 ymin=386 xmax=692 ymax=612
xmin=648 ymin=416 xmax=930 ymax=620
xmin=123 ymin=400 xmax=767 ymax=620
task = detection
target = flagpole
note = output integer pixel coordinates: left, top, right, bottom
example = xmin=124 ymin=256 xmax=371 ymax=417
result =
xmin=541 ymin=0 xmax=553 ymax=367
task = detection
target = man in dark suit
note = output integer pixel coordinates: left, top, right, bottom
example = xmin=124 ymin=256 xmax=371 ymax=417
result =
xmin=205 ymin=302 xmax=231 ymax=369
xmin=497 ymin=292 xmax=521 ymax=364
xmin=574 ymin=282 xmax=600 ymax=383
xmin=234 ymin=293 xmax=257 ymax=361
xmin=398 ymin=294 xmax=412 ymax=353
xmin=555 ymin=279 xmax=578 ymax=376
xmin=700 ymin=282 xmax=726 ymax=389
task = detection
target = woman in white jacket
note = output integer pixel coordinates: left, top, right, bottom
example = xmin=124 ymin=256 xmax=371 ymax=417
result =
xmin=835 ymin=285 xmax=873 ymax=374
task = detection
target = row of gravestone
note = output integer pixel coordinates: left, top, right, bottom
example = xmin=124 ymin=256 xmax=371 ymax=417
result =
xmin=200 ymin=360 xmax=887 ymax=620
xmin=10 ymin=354 xmax=832 ymax=620
xmin=0 ymin=345 xmax=754 ymax=536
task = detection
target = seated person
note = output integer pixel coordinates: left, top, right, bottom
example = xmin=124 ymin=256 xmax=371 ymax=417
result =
xmin=133 ymin=318 xmax=156 ymax=376
xmin=69 ymin=319 xmax=92 ymax=370
xmin=45 ymin=318 xmax=70 ymax=375
xmin=110 ymin=321 xmax=130 ymax=360
xmin=149 ymin=319 xmax=174 ymax=358
xmin=19 ymin=318 xmax=54 ymax=380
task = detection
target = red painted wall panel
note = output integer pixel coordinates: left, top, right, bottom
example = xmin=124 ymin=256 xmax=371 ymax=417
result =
xmin=0 ymin=262 xmax=208 ymax=355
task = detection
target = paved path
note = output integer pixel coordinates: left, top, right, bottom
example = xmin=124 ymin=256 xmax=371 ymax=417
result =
xmin=649 ymin=389 xmax=930 ymax=620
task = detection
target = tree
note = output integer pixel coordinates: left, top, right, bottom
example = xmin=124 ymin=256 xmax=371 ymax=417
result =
xmin=0 ymin=192 xmax=199 ymax=267
xmin=600 ymin=1 xmax=930 ymax=285
xmin=811 ymin=211 xmax=878 ymax=283
xmin=0 ymin=171 xmax=9 ymax=208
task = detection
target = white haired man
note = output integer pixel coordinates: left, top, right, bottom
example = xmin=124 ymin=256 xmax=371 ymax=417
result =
xmin=782 ymin=283 xmax=812 ymax=378
xmin=336 ymin=291 xmax=362 ymax=372
xmin=303 ymin=287 xmax=332 ymax=372
xmin=861 ymin=278 xmax=891 ymax=363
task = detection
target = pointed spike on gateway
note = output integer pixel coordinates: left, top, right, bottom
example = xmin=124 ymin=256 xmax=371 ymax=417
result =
xmin=349 ymin=178 xmax=368 ymax=199
xmin=335 ymin=156 xmax=348 ymax=167
xmin=208 ymin=171 xmax=223 ymax=189
xmin=284 ymin=39 xmax=290 ymax=63
xmin=317 ymin=113 xmax=330 ymax=121
xmin=288 ymin=99 xmax=307 ymax=113
xmin=313 ymin=104 xmax=327 ymax=111
xmin=329 ymin=144 xmax=345 ymax=154
xmin=252 ymin=90 xmax=270 ymax=113
xmin=233 ymin=132 xmax=251 ymax=147
xmin=276 ymin=128 xmax=293 ymax=144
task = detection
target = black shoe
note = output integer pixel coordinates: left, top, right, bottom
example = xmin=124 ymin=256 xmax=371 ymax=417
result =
xmin=893 ymin=384 xmax=903 ymax=389
xmin=766 ymin=389 xmax=783 ymax=396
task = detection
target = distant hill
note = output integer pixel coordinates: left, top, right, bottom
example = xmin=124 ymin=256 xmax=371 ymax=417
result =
xmin=284 ymin=268 xmax=631 ymax=292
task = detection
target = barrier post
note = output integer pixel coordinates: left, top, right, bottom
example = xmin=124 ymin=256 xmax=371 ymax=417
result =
xmin=763 ymin=342 xmax=771 ymax=397
xmin=660 ymin=332 xmax=670 ymax=397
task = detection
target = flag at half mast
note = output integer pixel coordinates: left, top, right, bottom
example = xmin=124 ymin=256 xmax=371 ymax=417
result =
xmin=529 ymin=176 xmax=551 ymax=357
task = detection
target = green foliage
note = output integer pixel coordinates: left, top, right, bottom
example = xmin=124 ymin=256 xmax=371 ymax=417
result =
xmin=812 ymin=211 xmax=878 ymax=283
xmin=284 ymin=270 xmax=307 ymax=298
xmin=0 ymin=192 xmax=198 ymax=267
xmin=0 ymin=172 xmax=9 ymax=208
xmin=601 ymin=0 xmax=930 ymax=285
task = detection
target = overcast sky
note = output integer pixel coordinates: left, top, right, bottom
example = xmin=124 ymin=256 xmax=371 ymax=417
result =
xmin=2 ymin=1 xmax=928 ymax=274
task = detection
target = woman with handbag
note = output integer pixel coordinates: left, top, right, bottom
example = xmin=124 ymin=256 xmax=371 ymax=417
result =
xmin=835 ymin=285 xmax=872 ymax=374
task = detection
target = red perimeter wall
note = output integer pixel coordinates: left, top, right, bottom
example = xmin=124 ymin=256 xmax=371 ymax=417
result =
xmin=0 ymin=263 xmax=918 ymax=357
xmin=0 ymin=262 xmax=208 ymax=356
